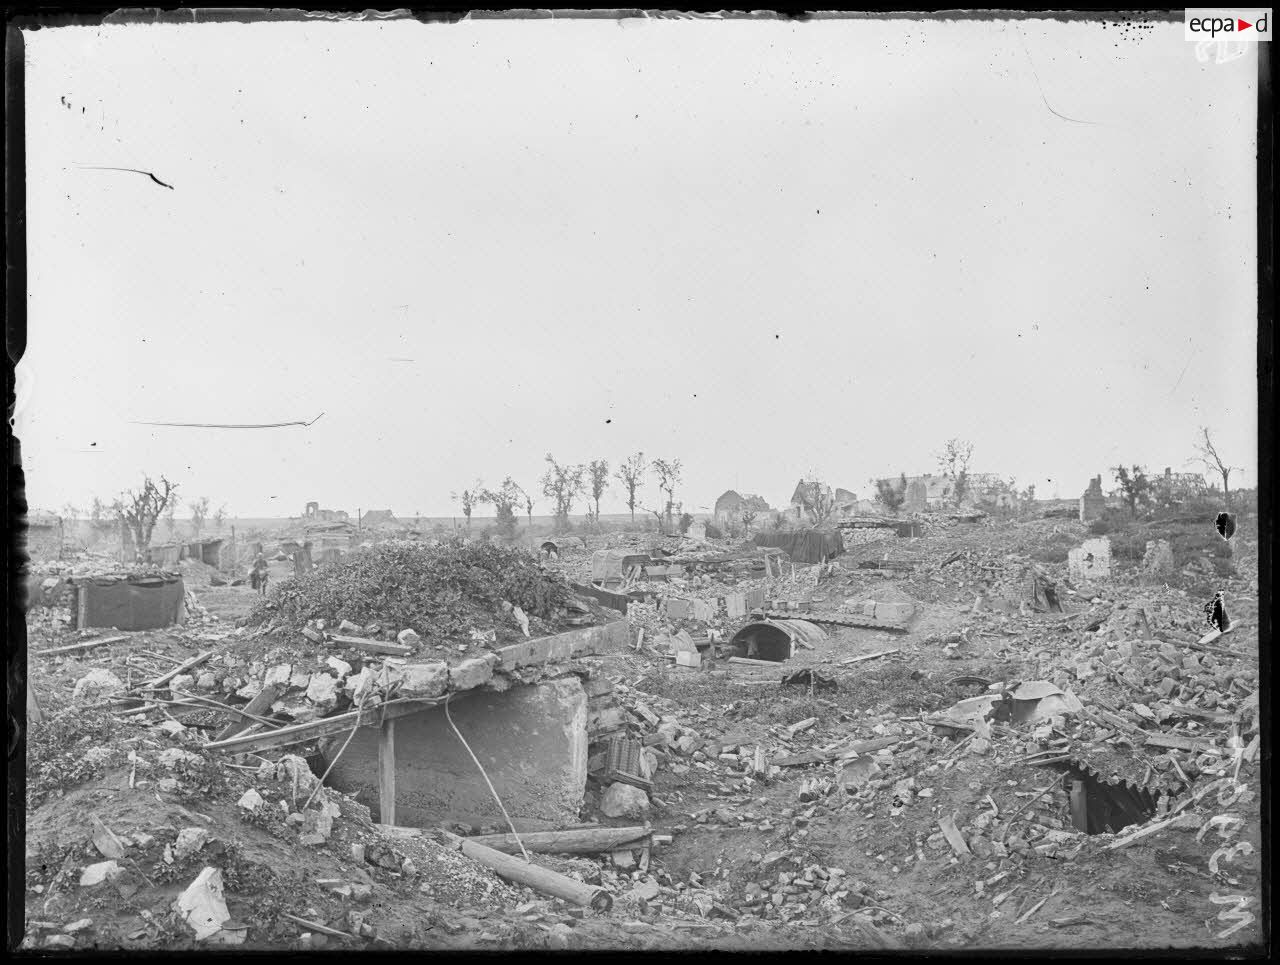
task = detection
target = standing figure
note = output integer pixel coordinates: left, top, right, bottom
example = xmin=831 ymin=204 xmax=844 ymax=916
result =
xmin=251 ymin=552 xmax=270 ymax=596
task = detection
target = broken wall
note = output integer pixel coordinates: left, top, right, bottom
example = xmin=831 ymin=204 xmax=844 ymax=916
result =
xmin=1067 ymin=537 xmax=1111 ymax=582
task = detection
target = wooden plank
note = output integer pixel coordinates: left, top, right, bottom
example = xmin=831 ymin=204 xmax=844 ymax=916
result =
xmin=728 ymin=656 xmax=785 ymax=668
xmin=840 ymin=648 xmax=900 ymax=665
xmin=603 ymin=769 xmax=653 ymax=793
xmin=213 ymin=683 xmax=283 ymax=742
xmin=328 ymin=635 xmax=413 ymax=657
xmin=773 ymin=735 xmax=901 ymax=767
xmin=36 ymin=635 xmax=130 ymax=656
xmin=378 ymin=719 xmax=396 ymax=826
xmin=1069 ymin=779 xmax=1089 ymax=833
xmin=204 ymin=694 xmax=469 ymax=754
xmin=142 ymin=651 xmax=212 ymax=689
xmin=1144 ymin=732 xmax=1225 ymax=756
xmin=465 ymin=827 xmax=650 ymax=855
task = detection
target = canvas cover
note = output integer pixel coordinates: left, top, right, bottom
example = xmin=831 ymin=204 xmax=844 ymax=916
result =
xmin=591 ymin=550 xmax=629 ymax=582
xmin=751 ymin=530 xmax=844 ymax=565
xmin=75 ymin=574 xmax=186 ymax=630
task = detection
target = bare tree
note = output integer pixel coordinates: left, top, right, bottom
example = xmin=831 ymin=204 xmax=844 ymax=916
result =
xmin=1112 ymin=465 xmax=1153 ymax=518
xmin=651 ymin=458 xmax=683 ymax=531
xmin=479 ymin=477 xmax=524 ymax=538
xmin=588 ymin=459 xmax=610 ymax=522
xmin=1195 ymin=427 xmax=1240 ymax=508
xmin=614 ymin=452 xmax=647 ymax=522
xmin=212 ymin=504 xmax=228 ymax=533
xmin=541 ymin=454 xmax=586 ymax=533
xmin=188 ymin=496 xmax=210 ymax=538
xmin=114 ymin=475 xmax=178 ymax=556
xmin=876 ymin=473 xmax=908 ymax=514
xmin=451 ymin=486 xmax=480 ymax=531
xmin=509 ymin=481 xmax=535 ymax=532
xmin=936 ymin=438 xmax=975 ymax=506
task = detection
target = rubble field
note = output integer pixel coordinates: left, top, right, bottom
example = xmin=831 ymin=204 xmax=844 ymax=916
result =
xmin=19 ymin=517 xmax=1263 ymax=951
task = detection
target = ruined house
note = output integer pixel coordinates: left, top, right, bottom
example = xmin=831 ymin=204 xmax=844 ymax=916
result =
xmin=360 ymin=509 xmax=398 ymax=529
xmin=303 ymin=502 xmax=351 ymax=523
xmin=788 ymin=479 xmax=855 ymax=522
xmin=713 ymin=490 xmax=772 ymax=528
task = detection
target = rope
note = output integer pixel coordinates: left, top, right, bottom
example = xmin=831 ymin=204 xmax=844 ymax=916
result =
xmin=301 ymin=686 xmax=371 ymax=813
xmin=444 ymin=693 xmax=531 ymax=863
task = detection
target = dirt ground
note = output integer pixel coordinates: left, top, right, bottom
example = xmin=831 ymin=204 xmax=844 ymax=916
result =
xmin=19 ymin=515 xmax=1267 ymax=953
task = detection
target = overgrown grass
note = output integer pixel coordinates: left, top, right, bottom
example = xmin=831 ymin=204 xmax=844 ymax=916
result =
xmin=26 ymin=707 xmax=126 ymax=808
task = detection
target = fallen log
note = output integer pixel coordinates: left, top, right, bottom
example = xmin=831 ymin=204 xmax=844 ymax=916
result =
xmin=36 ymin=635 xmax=129 ymax=656
xmin=438 ymin=831 xmax=613 ymax=911
xmin=465 ymin=826 xmax=650 ymax=855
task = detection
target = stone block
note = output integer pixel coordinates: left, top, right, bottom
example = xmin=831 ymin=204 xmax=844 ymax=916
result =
xmin=450 ymin=653 xmax=498 ymax=692
xmin=398 ymin=662 xmax=448 ymax=698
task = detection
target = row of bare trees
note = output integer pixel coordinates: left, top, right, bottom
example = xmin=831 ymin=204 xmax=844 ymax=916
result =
xmin=453 ymin=452 xmax=687 ymax=536
xmin=58 ymin=479 xmax=230 ymax=556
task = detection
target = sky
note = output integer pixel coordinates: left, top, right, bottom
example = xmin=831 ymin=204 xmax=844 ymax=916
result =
xmin=18 ymin=15 xmax=1259 ymax=520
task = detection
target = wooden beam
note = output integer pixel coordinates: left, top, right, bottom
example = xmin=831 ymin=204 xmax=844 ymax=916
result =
xmin=1144 ymin=732 xmax=1226 ymax=756
xmin=438 ymin=831 xmax=612 ymax=911
xmin=327 ymin=635 xmax=413 ymax=657
xmin=464 ymin=826 xmax=650 ymax=855
xmin=35 ymin=635 xmax=129 ymax=656
xmin=1069 ymin=779 xmax=1089 ymax=833
xmin=213 ymin=683 xmax=283 ymax=742
xmin=378 ymin=719 xmax=396 ymax=826
xmin=141 ymin=651 xmax=212 ymax=689
xmin=773 ymin=735 xmax=901 ymax=767
xmin=204 ymin=694 xmax=473 ymax=755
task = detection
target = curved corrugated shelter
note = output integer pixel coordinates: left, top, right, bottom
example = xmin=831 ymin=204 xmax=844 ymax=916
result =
xmin=728 ymin=618 xmax=826 ymax=662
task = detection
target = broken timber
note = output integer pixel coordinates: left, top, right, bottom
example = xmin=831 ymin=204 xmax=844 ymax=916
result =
xmin=203 ymin=693 xmax=473 ymax=755
xmin=773 ymin=735 xmax=900 ymax=767
xmin=750 ymin=609 xmax=908 ymax=632
xmin=464 ymin=826 xmax=651 ymax=855
xmin=213 ymin=683 xmax=283 ymax=742
xmin=438 ymin=831 xmax=612 ymax=911
xmin=327 ymin=635 xmax=414 ymax=657
xmin=36 ymin=635 xmax=129 ymax=656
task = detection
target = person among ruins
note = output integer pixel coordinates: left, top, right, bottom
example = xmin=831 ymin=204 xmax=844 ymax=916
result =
xmin=251 ymin=552 xmax=270 ymax=596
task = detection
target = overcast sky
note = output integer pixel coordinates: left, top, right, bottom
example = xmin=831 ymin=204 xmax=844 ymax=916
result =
xmin=19 ymin=16 xmax=1257 ymax=519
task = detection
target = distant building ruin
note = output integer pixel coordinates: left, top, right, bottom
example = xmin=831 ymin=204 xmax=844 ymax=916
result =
xmin=304 ymin=502 xmax=350 ymax=523
xmin=1079 ymin=476 xmax=1106 ymax=522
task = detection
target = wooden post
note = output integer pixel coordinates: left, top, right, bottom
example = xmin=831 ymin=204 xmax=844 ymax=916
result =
xmin=378 ymin=719 xmax=396 ymax=826
xmin=1070 ymin=779 xmax=1089 ymax=833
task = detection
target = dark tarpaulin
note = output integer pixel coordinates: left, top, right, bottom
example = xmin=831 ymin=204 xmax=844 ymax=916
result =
xmin=74 ymin=575 xmax=186 ymax=630
xmin=751 ymin=530 xmax=844 ymax=565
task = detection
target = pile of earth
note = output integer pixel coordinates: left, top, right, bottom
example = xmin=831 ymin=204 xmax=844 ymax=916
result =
xmin=247 ymin=540 xmax=579 ymax=645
